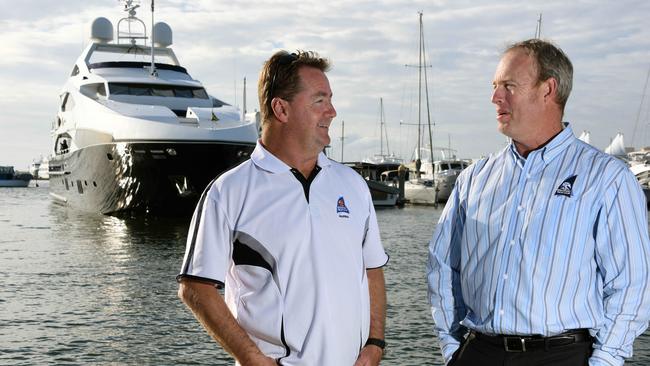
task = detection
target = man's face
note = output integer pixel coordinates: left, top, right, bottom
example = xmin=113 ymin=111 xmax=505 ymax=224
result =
xmin=286 ymin=67 xmax=337 ymax=153
xmin=491 ymin=49 xmax=545 ymax=142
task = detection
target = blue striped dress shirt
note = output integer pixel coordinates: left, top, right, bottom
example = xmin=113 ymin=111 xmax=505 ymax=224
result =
xmin=427 ymin=125 xmax=650 ymax=366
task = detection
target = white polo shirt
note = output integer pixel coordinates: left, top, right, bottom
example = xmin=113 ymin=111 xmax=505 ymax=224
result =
xmin=179 ymin=142 xmax=389 ymax=366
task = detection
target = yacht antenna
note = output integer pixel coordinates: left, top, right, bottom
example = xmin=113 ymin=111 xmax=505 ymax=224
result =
xmin=149 ymin=0 xmax=157 ymax=77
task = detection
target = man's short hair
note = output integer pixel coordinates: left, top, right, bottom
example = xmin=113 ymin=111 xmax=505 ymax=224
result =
xmin=505 ymin=39 xmax=573 ymax=112
xmin=258 ymin=50 xmax=330 ymax=125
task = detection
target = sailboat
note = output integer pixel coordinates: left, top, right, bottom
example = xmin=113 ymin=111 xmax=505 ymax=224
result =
xmin=345 ymin=98 xmax=401 ymax=207
xmin=402 ymin=12 xmax=468 ymax=205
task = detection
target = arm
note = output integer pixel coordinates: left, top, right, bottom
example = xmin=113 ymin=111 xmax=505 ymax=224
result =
xmin=589 ymin=172 xmax=650 ymax=366
xmin=355 ymin=268 xmax=386 ymax=366
xmin=427 ymin=184 xmax=467 ymax=364
xmin=178 ymin=279 xmax=276 ymax=366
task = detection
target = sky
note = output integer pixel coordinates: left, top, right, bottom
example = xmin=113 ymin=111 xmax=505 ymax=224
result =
xmin=1 ymin=0 xmax=650 ymax=170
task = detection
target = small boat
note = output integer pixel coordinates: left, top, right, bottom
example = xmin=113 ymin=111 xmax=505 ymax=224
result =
xmin=0 ymin=166 xmax=32 ymax=187
xmin=48 ymin=1 xmax=257 ymax=215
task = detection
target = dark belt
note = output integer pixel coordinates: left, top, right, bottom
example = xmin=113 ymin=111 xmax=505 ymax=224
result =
xmin=471 ymin=329 xmax=592 ymax=352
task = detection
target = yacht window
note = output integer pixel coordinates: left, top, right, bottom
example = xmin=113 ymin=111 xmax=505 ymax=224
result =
xmin=61 ymin=93 xmax=75 ymax=111
xmin=192 ymin=88 xmax=208 ymax=99
xmin=152 ymin=87 xmax=174 ymax=97
xmin=107 ymin=83 xmax=209 ymax=99
xmin=71 ymin=65 xmax=80 ymax=76
xmin=130 ymin=85 xmax=151 ymax=96
xmin=450 ymin=163 xmax=464 ymax=170
xmin=174 ymin=88 xmax=193 ymax=98
xmin=110 ymin=84 xmax=130 ymax=95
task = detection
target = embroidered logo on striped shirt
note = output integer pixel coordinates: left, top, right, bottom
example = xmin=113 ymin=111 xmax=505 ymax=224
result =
xmin=555 ymin=175 xmax=577 ymax=197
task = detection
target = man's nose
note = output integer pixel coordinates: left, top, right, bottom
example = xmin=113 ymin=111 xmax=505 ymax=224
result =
xmin=326 ymin=100 xmax=337 ymax=118
xmin=491 ymin=86 xmax=504 ymax=105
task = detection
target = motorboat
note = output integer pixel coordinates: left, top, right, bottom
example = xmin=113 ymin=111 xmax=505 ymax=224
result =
xmin=0 ymin=166 xmax=32 ymax=187
xmin=48 ymin=1 xmax=258 ymax=215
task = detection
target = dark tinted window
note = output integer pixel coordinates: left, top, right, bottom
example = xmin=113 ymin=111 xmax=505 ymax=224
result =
xmin=108 ymin=83 xmax=209 ymax=99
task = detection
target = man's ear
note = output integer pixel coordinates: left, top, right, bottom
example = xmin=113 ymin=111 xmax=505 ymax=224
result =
xmin=543 ymin=77 xmax=558 ymax=104
xmin=271 ymin=98 xmax=290 ymax=123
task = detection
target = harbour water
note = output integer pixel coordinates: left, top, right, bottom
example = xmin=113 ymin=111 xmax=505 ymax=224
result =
xmin=1 ymin=184 xmax=649 ymax=365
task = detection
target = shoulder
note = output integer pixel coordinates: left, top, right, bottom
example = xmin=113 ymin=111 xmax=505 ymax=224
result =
xmin=206 ymin=158 xmax=256 ymax=200
xmin=572 ymin=139 xmax=631 ymax=181
xmin=326 ymin=159 xmax=367 ymax=185
xmin=457 ymin=147 xmax=508 ymax=183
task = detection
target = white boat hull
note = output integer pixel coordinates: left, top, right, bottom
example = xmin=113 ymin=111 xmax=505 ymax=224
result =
xmin=49 ymin=140 xmax=254 ymax=215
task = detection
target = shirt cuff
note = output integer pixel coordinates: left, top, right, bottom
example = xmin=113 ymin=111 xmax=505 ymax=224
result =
xmin=439 ymin=336 xmax=460 ymax=364
xmin=589 ymin=349 xmax=624 ymax=366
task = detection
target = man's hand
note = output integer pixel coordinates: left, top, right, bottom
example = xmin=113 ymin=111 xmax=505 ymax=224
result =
xmin=353 ymin=345 xmax=383 ymax=366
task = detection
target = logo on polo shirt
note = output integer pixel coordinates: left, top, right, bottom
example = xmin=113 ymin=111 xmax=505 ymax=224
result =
xmin=555 ymin=175 xmax=577 ymax=197
xmin=337 ymin=196 xmax=350 ymax=217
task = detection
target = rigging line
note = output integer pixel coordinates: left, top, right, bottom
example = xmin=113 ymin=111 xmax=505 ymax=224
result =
xmin=632 ymin=65 xmax=650 ymax=148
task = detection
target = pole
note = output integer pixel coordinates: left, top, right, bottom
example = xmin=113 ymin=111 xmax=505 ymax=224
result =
xmin=340 ymin=120 xmax=345 ymax=162
xmin=150 ymin=0 xmax=156 ymax=76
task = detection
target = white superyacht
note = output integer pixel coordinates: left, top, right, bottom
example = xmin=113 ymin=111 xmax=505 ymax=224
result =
xmin=49 ymin=1 xmax=258 ymax=214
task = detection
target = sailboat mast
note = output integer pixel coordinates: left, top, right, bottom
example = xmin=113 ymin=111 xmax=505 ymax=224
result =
xmin=380 ymin=98 xmax=384 ymax=156
xmin=421 ymin=12 xmax=435 ymax=169
xmin=416 ymin=11 xmax=423 ymax=179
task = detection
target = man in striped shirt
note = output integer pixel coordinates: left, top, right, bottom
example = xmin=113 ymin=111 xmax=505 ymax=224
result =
xmin=427 ymin=39 xmax=650 ymax=366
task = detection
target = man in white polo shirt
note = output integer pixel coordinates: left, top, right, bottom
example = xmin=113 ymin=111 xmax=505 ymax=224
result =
xmin=178 ymin=50 xmax=389 ymax=366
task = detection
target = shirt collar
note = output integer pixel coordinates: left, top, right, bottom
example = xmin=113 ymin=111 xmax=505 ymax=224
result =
xmin=508 ymin=123 xmax=576 ymax=167
xmin=251 ymin=140 xmax=332 ymax=174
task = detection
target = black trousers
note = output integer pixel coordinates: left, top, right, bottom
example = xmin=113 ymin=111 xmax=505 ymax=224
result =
xmin=449 ymin=332 xmax=593 ymax=366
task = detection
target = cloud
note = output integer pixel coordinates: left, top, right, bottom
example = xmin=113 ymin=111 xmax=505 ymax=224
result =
xmin=1 ymin=0 xmax=650 ymax=169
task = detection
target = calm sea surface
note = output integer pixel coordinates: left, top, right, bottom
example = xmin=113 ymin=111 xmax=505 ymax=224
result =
xmin=1 ymin=184 xmax=649 ymax=365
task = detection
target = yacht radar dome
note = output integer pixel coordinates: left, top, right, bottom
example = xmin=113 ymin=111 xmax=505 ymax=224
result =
xmin=153 ymin=22 xmax=172 ymax=47
xmin=90 ymin=17 xmax=114 ymax=43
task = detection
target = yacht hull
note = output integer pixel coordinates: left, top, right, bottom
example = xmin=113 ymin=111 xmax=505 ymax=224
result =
xmin=0 ymin=179 xmax=30 ymax=187
xmin=49 ymin=141 xmax=254 ymax=215
xmin=404 ymin=176 xmax=455 ymax=204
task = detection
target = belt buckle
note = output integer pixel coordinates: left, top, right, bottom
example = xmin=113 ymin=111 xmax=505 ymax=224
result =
xmin=504 ymin=337 xmax=526 ymax=352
